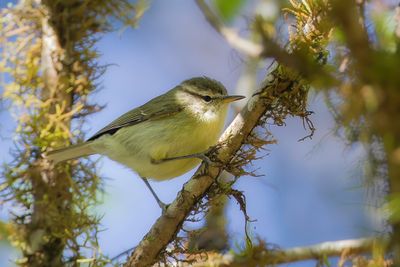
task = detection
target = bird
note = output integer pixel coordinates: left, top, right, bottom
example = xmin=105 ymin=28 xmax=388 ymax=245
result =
xmin=45 ymin=77 xmax=245 ymax=211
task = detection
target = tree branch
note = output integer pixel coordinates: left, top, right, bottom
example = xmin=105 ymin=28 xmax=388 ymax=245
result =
xmin=268 ymin=238 xmax=377 ymax=264
xmin=123 ymin=2 xmax=333 ymax=266
xmin=192 ymin=237 xmax=382 ymax=266
xmin=195 ymin=0 xmax=337 ymax=87
xmin=195 ymin=0 xmax=262 ymax=58
xmin=123 ymin=68 xmax=295 ymax=267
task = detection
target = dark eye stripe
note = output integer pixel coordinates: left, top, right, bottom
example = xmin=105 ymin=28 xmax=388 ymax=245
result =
xmin=183 ymin=88 xmax=214 ymax=102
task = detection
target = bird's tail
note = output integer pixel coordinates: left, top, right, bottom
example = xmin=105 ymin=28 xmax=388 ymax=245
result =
xmin=45 ymin=142 xmax=95 ymax=164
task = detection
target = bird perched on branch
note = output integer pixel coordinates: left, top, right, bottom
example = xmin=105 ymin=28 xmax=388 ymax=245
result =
xmin=46 ymin=77 xmax=245 ymax=211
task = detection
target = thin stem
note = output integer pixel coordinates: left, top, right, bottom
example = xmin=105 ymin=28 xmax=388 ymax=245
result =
xmin=195 ymin=0 xmax=262 ymax=57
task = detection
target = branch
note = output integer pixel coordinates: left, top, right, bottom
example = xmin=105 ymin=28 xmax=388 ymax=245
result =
xmin=123 ymin=68 xmax=294 ymax=267
xmin=195 ymin=0 xmax=263 ymax=57
xmin=192 ymin=237 xmax=382 ymax=266
xmin=195 ymin=0 xmax=337 ymax=87
xmin=329 ymin=0 xmax=372 ymax=69
xmin=194 ymin=0 xmax=289 ymax=69
xmin=124 ymin=2 xmax=332 ymax=266
xmin=260 ymin=238 xmax=377 ymax=265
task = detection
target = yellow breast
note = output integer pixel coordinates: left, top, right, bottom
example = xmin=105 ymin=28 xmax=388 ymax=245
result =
xmin=145 ymin=109 xmax=226 ymax=180
xmin=93 ymin=106 xmax=228 ymax=180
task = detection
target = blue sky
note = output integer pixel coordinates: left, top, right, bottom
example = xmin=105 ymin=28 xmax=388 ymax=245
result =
xmin=0 ymin=1 xmax=384 ymax=266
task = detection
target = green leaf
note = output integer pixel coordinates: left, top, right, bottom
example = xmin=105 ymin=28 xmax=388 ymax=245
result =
xmin=213 ymin=0 xmax=245 ymax=22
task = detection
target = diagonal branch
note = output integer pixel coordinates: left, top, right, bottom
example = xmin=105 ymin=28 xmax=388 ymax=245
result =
xmin=124 ymin=2 xmax=332 ymax=266
xmin=123 ymin=65 xmax=304 ymax=266
xmin=123 ymin=95 xmax=267 ymax=266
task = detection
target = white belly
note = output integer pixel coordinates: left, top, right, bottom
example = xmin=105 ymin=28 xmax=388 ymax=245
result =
xmin=89 ymin=111 xmax=225 ymax=180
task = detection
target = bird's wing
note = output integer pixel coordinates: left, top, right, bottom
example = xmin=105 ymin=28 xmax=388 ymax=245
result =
xmin=87 ymin=89 xmax=183 ymax=141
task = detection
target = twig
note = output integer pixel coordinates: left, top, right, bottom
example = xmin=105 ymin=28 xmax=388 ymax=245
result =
xmin=111 ymin=247 xmax=135 ymax=262
xmin=195 ymin=0 xmax=263 ymax=58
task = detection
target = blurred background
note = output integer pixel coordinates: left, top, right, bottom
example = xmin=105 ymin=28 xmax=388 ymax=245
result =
xmin=0 ymin=0 xmax=385 ymax=266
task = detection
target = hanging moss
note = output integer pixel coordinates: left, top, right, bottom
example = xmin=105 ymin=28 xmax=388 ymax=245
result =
xmin=0 ymin=1 xmax=147 ymax=266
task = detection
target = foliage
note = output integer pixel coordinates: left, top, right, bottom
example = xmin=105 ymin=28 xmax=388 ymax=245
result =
xmin=255 ymin=0 xmax=400 ymax=244
xmin=213 ymin=0 xmax=245 ymax=22
xmin=279 ymin=0 xmax=400 ymax=263
xmin=0 ymin=0 xmax=146 ymax=266
xmin=171 ymin=0 xmax=399 ymax=265
xmin=1 ymin=0 xmax=400 ymax=266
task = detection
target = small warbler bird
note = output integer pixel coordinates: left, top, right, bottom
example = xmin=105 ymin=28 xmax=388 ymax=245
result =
xmin=46 ymin=77 xmax=244 ymax=210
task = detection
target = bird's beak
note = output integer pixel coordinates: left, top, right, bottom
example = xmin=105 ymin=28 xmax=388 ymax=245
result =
xmin=220 ymin=95 xmax=245 ymax=103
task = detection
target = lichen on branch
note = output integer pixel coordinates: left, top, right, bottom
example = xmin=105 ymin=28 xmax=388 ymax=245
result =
xmin=0 ymin=0 xmax=146 ymax=266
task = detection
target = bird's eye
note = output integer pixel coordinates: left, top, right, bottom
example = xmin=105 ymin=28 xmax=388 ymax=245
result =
xmin=202 ymin=95 xmax=212 ymax=102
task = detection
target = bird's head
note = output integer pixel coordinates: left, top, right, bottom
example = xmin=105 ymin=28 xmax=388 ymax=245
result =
xmin=176 ymin=77 xmax=245 ymax=122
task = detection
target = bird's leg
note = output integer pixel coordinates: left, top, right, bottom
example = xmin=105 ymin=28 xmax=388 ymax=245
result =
xmin=140 ymin=177 xmax=168 ymax=213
